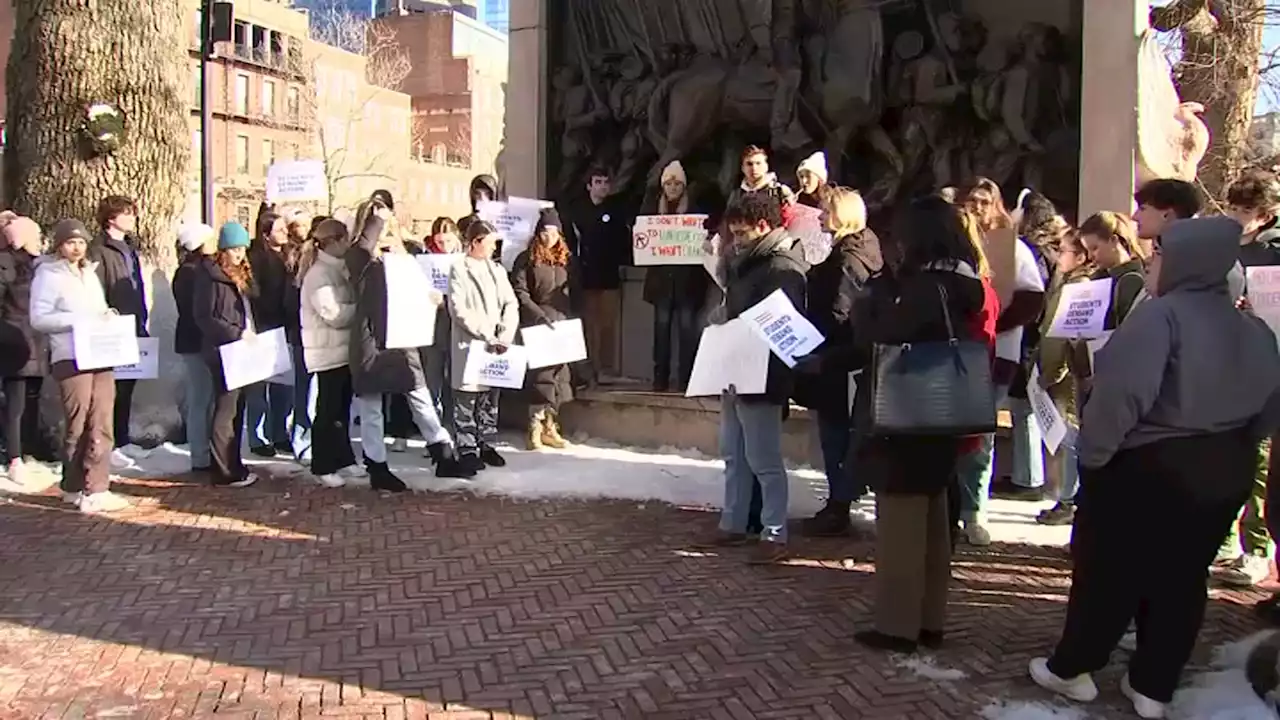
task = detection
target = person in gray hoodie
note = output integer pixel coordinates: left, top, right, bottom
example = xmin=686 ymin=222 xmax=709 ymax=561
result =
xmin=1028 ymin=216 xmax=1280 ymax=718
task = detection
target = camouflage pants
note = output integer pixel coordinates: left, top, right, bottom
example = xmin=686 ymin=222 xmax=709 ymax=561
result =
xmin=453 ymin=389 xmax=499 ymax=455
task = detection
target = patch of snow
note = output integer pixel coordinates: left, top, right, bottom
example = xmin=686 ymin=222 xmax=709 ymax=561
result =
xmin=979 ymin=700 xmax=1090 ymax=720
xmin=1167 ymin=632 xmax=1280 ymax=720
xmin=896 ymin=655 xmax=967 ymax=681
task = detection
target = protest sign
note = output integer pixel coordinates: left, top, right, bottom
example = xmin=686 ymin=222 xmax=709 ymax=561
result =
xmin=219 ymin=328 xmax=292 ymax=391
xmin=520 ymin=319 xmax=588 ymax=369
xmin=1046 ymin=278 xmax=1114 ymax=339
xmin=1248 ymin=266 xmax=1280 ymax=349
xmin=383 ymin=254 xmax=437 ymax=349
xmin=478 ymin=197 xmax=553 ymax=270
xmin=266 ymin=160 xmax=327 ymax=203
xmin=461 ymin=341 xmax=528 ymax=389
xmin=112 ymin=337 xmax=160 ymax=380
xmin=416 ymin=253 xmax=459 ymax=295
xmin=787 ymin=204 xmax=832 ymax=264
xmin=703 ymin=233 xmax=725 ymax=289
xmin=632 ymin=214 xmax=709 ymax=266
xmin=1026 ymin=367 xmax=1067 ymax=454
xmin=741 ymin=289 xmax=825 ymax=368
xmin=685 ymin=318 xmax=770 ymax=397
xmin=983 ymin=227 xmax=1017 ymax=307
xmin=73 ymin=314 xmax=140 ymax=371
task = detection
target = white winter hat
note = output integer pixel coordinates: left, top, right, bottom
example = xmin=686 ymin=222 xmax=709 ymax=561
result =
xmin=661 ymin=160 xmax=687 ymax=185
xmin=178 ymin=223 xmax=216 ymax=252
xmin=797 ymin=152 xmax=828 ymax=184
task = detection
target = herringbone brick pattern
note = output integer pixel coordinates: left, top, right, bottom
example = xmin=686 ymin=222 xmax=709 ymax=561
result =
xmin=0 ymin=476 xmax=1265 ymax=719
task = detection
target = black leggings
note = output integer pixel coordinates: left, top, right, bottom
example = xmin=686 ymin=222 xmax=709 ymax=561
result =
xmin=3 ymin=376 xmax=43 ymax=461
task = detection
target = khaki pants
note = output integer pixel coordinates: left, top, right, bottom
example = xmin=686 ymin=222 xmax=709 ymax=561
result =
xmin=52 ymin=360 xmax=115 ymax=495
xmin=874 ymin=492 xmax=952 ymax=639
xmin=583 ymin=288 xmax=621 ymax=377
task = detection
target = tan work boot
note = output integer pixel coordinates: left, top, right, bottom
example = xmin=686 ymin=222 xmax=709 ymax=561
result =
xmin=527 ymin=411 xmax=545 ymax=451
xmin=541 ymin=411 xmax=568 ymax=449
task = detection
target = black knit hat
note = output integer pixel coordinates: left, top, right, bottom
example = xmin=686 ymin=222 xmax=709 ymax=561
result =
xmin=535 ymin=207 xmax=561 ymax=234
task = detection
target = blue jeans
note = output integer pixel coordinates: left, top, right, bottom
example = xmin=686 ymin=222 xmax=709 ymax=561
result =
xmin=1009 ymin=396 xmax=1045 ymax=489
xmin=816 ymin=408 xmax=858 ymax=502
xmin=719 ymin=394 xmax=789 ymax=543
xmin=245 ymin=381 xmax=291 ymax=449
xmin=653 ymin=300 xmax=699 ymax=386
xmin=958 ymin=383 xmax=1010 ymax=523
xmin=1056 ymin=426 xmax=1080 ymax=502
xmin=181 ymin=354 xmax=214 ymax=468
xmin=289 ymin=345 xmax=314 ymax=462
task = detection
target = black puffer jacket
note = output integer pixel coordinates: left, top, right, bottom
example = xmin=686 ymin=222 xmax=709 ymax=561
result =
xmin=346 ymin=216 xmax=428 ymax=396
xmin=0 ymin=247 xmax=44 ymax=377
xmin=193 ymin=260 xmax=253 ymax=390
xmin=90 ymin=233 xmax=148 ymax=335
xmin=172 ymin=252 xmax=207 ymax=355
xmin=248 ymin=243 xmax=300 ymax=345
xmin=723 ymin=228 xmax=808 ymax=406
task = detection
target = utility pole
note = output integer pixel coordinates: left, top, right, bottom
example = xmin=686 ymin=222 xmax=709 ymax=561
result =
xmin=201 ymin=1 xmax=234 ymax=225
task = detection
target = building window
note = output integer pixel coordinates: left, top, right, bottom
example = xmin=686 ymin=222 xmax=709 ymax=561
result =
xmin=236 ymin=204 xmax=252 ymax=227
xmin=262 ymin=139 xmax=274 ymax=174
xmin=288 ymin=142 xmax=298 ymax=160
xmin=287 ymin=86 xmax=300 ymax=122
xmin=431 ymin=143 xmax=446 ymax=164
xmin=191 ymin=65 xmax=202 ymax=107
xmin=235 ymin=134 xmax=249 ymax=174
xmin=262 ymin=80 xmax=275 ymax=117
xmin=191 ymin=129 xmax=202 ymax=157
xmin=235 ymin=73 xmax=249 ymax=115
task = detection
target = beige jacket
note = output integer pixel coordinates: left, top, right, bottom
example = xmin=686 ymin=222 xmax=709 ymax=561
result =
xmin=448 ymin=255 xmax=519 ymax=391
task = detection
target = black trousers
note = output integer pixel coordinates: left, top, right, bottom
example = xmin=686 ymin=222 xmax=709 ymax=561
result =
xmin=209 ymin=379 xmax=248 ymax=485
xmin=3 ymin=376 xmax=42 ymax=461
xmin=1046 ymin=430 xmax=1256 ymax=703
xmin=113 ymin=378 xmax=136 ymax=447
xmin=312 ymin=368 xmax=356 ymax=476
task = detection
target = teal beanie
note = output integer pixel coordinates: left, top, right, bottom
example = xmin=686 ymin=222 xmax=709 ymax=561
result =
xmin=218 ymin=222 xmax=250 ymax=250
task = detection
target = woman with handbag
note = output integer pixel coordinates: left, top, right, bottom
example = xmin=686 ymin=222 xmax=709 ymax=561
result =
xmin=851 ymin=196 xmax=998 ymax=654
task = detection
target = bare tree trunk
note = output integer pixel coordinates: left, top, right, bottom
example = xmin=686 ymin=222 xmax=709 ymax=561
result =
xmin=4 ymin=0 xmax=190 ymax=265
xmin=1157 ymin=0 xmax=1265 ymax=201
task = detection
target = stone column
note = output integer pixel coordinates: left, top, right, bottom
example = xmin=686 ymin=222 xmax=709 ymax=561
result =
xmin=503 ymin=0 xmax=547 ymax=199
xmin=1076 ymin=0 xmax=1147 ymax=218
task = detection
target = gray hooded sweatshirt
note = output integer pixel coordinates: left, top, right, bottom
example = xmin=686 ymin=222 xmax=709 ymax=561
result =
xmin=1077 ymin=216 xmax=1280 ymax=469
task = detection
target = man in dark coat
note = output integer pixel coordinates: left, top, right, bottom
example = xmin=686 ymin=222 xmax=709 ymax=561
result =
xmin=89 ymin=195 xmax=147 ymax=455
xmin=563 ymin=166 xmax=632 ymax=383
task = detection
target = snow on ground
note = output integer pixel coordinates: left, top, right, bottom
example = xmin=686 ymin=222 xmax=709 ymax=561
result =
xmin=980 ymin=701 xmax=1089 ymax=720
xmin=895 ymin=654 xmax=968 ymax=682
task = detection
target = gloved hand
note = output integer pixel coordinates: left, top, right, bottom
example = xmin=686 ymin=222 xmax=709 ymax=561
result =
xmin=486 ymin=341 xmax=508 ymax=355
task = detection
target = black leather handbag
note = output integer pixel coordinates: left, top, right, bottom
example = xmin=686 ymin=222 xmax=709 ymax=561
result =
xmin=867 ymin=284 xmax=997 ymax=436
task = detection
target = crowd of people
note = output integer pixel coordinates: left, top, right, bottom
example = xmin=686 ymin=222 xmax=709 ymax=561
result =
xmin=4 ymin=144 xmax=1280 ymax=717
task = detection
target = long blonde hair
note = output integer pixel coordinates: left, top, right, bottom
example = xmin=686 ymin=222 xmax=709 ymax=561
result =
xmin=959 ymin=210 xmax=993 ymax=279
xmin=825 ymin=187 xmax=867 ymax=236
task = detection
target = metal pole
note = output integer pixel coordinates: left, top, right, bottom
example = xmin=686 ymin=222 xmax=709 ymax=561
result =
xmin=200 ymin=0 xmax=214 ymax=225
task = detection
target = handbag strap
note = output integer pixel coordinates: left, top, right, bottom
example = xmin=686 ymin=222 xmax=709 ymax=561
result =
xmin=935 ymin=283 xmax=959 ymax=344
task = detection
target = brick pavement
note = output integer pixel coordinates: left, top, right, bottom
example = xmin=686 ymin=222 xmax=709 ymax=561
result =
xmin=0 ymin=476 xmax=1267 ymax=719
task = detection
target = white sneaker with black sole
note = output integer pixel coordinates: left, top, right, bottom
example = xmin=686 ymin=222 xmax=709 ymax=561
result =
xmin=1028 ymin=657 xmax=1099 ymax=702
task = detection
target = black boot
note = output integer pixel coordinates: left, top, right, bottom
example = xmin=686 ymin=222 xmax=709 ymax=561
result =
xmin=367 ymin=460 xmax=408 ymax=493
xmin=478 ymin=443 xmax=506 ymax=468
xmin=428 ymin=442 xmax=476 ymax=479
xmin=801 ymin=500 xmax=853 ymax=537
xmin=745 ymin=480 xmax=764 ymax=535
xmin=459 ymin=452 xmax=485 ymax=474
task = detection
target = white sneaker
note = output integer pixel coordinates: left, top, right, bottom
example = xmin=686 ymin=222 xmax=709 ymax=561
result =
xmin=1119 ymin=631 xmax=1138 ymax=652
xmin=109 ymin=449 xmax=133 ymax=470
xmin=61 ymin=491 xmax=82 ymax=506
xmin=1222 ymin=554 xmax=1271 ymax=587
xmin=316 ymin=473 xmax=346 ymax=488
xmin=1121 ymin=673 xmax=1166 ymax=719
xmin=119 ymin=444 xmax=153 ymax=460
xmin=79 ymin=491 xmax=130 ymax=514
xmin=226 ymin=474 xmax=258 ymax=489
xmin=390 ymin=438 xmax=409 ymax=453
xmin=337 ymin=464 xmax=369 ymax=479
xmin=964 ymin=522 xmax=992 ymax=547
xmin=1028 ymin=657 xmax=1099 ymax=702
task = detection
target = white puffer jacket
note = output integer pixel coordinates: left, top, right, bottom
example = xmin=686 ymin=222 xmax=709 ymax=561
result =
xmin=29 ymin=258 xmax=111 ymax=364
xmin=300 ymin=251 xmax=356 ymax=372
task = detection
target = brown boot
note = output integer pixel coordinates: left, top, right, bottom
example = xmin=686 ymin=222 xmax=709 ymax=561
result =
xmin=526 ymin=411 xmax=545 ymax=451
xmin=541 ymin=411 xmax=568 ymax=449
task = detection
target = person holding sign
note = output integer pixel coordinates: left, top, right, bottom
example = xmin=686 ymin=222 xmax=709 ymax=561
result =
xmin=511 ymin=208 xmax=579 ymax=451
xmin=29 ymin=220 xmax=128 ymax=512
xmin=449 ymin=221 xmax=520 ymax=473
xmin=421 ymin=217 xmax=462 ymax=427
xmin=346 ymin=201 xmax=472 ymax=487
xmin=172 ymin=223 xmax=218 ymax=474
xmin=192 ymin=223 xmax=262 ymax=490
xmin=244 ymin=211 xmax=296 ymax=459
xmin=1029 ymin=217 xmax=1280 ymax=719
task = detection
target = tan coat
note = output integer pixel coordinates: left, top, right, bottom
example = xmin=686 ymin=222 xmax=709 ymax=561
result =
xmin=448 ymin=255 xmax=519 ymax=391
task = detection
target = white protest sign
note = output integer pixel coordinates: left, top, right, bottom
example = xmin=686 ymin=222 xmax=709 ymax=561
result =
xmin=219 ymin=328 xmax=292 ymax=391
xmin=72 ymin=314 xmax=141 ymax=371
xmin=520 ymin=319 xmax=588 ymax=369
xmin=1248 ymin=266 xmax=1280 ymax=350
xmin=417 ymin=253 xmax=459 ymax=295
xmin=632 ymin=214 xmax=709 ymax=266
xmin=685 ymin=318 xmax=770 ymax=397
xmin=478 ymin=197 xmax=553 ymax=270
xmin=1046 ymin=278 xmax=1113 ymax=339
xmin=741 ymin=289 xmax=825 ymax=368
xmin=787 ymin=204 xmax=832 ymax=264
xmin=461 ymin=340 xmax=528 ymax=389
xmin=703 ymin=233 xmax=725 ymax=289
xmin=265 ymin=160 xmax=328 ymax=203
xmin=112 ymin=337 xmax=160 ymax=380
xmin=1026 ymin=367 xmax=1067 ymax=454
xmin=382 ymin=254 xmax=437 ymax=349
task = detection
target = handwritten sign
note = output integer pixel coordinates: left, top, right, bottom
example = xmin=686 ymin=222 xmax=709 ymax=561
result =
xmin=113 ymin=337 xmax=160 ymax=380
xmin=685 ymin=318 xmax=770 ymax=397
xmin=461 ymin=341 xmax=528 ymax=389
xmin=417 ymin=253 xmax=459 ymax=295
xmin=266 ymin=160 xmax=327 ymax=203
xmin=1248 ymin=266 xmax=1280 ymax=350
xmin=383 ymin=254 xmax=437 ymax=349
xmin=742 ymin=289 xmax=824 ymax=368
xmin=632 ymin=214 xmax=710 ymax=266
xmin=478 ymin=197 xmax=553 ymax=270
xmin=72 ymin=314 xmax=141 ymax=371
xmin=787 ymin=204 xmax=832 ymax=264
xmin=520 ymin=319 xmax=588 ymax=369
xmin=1046 ymin=278 xmax=1113 ymax=339
xmin=1026 ymin=367 xmax=1067 ymax=454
